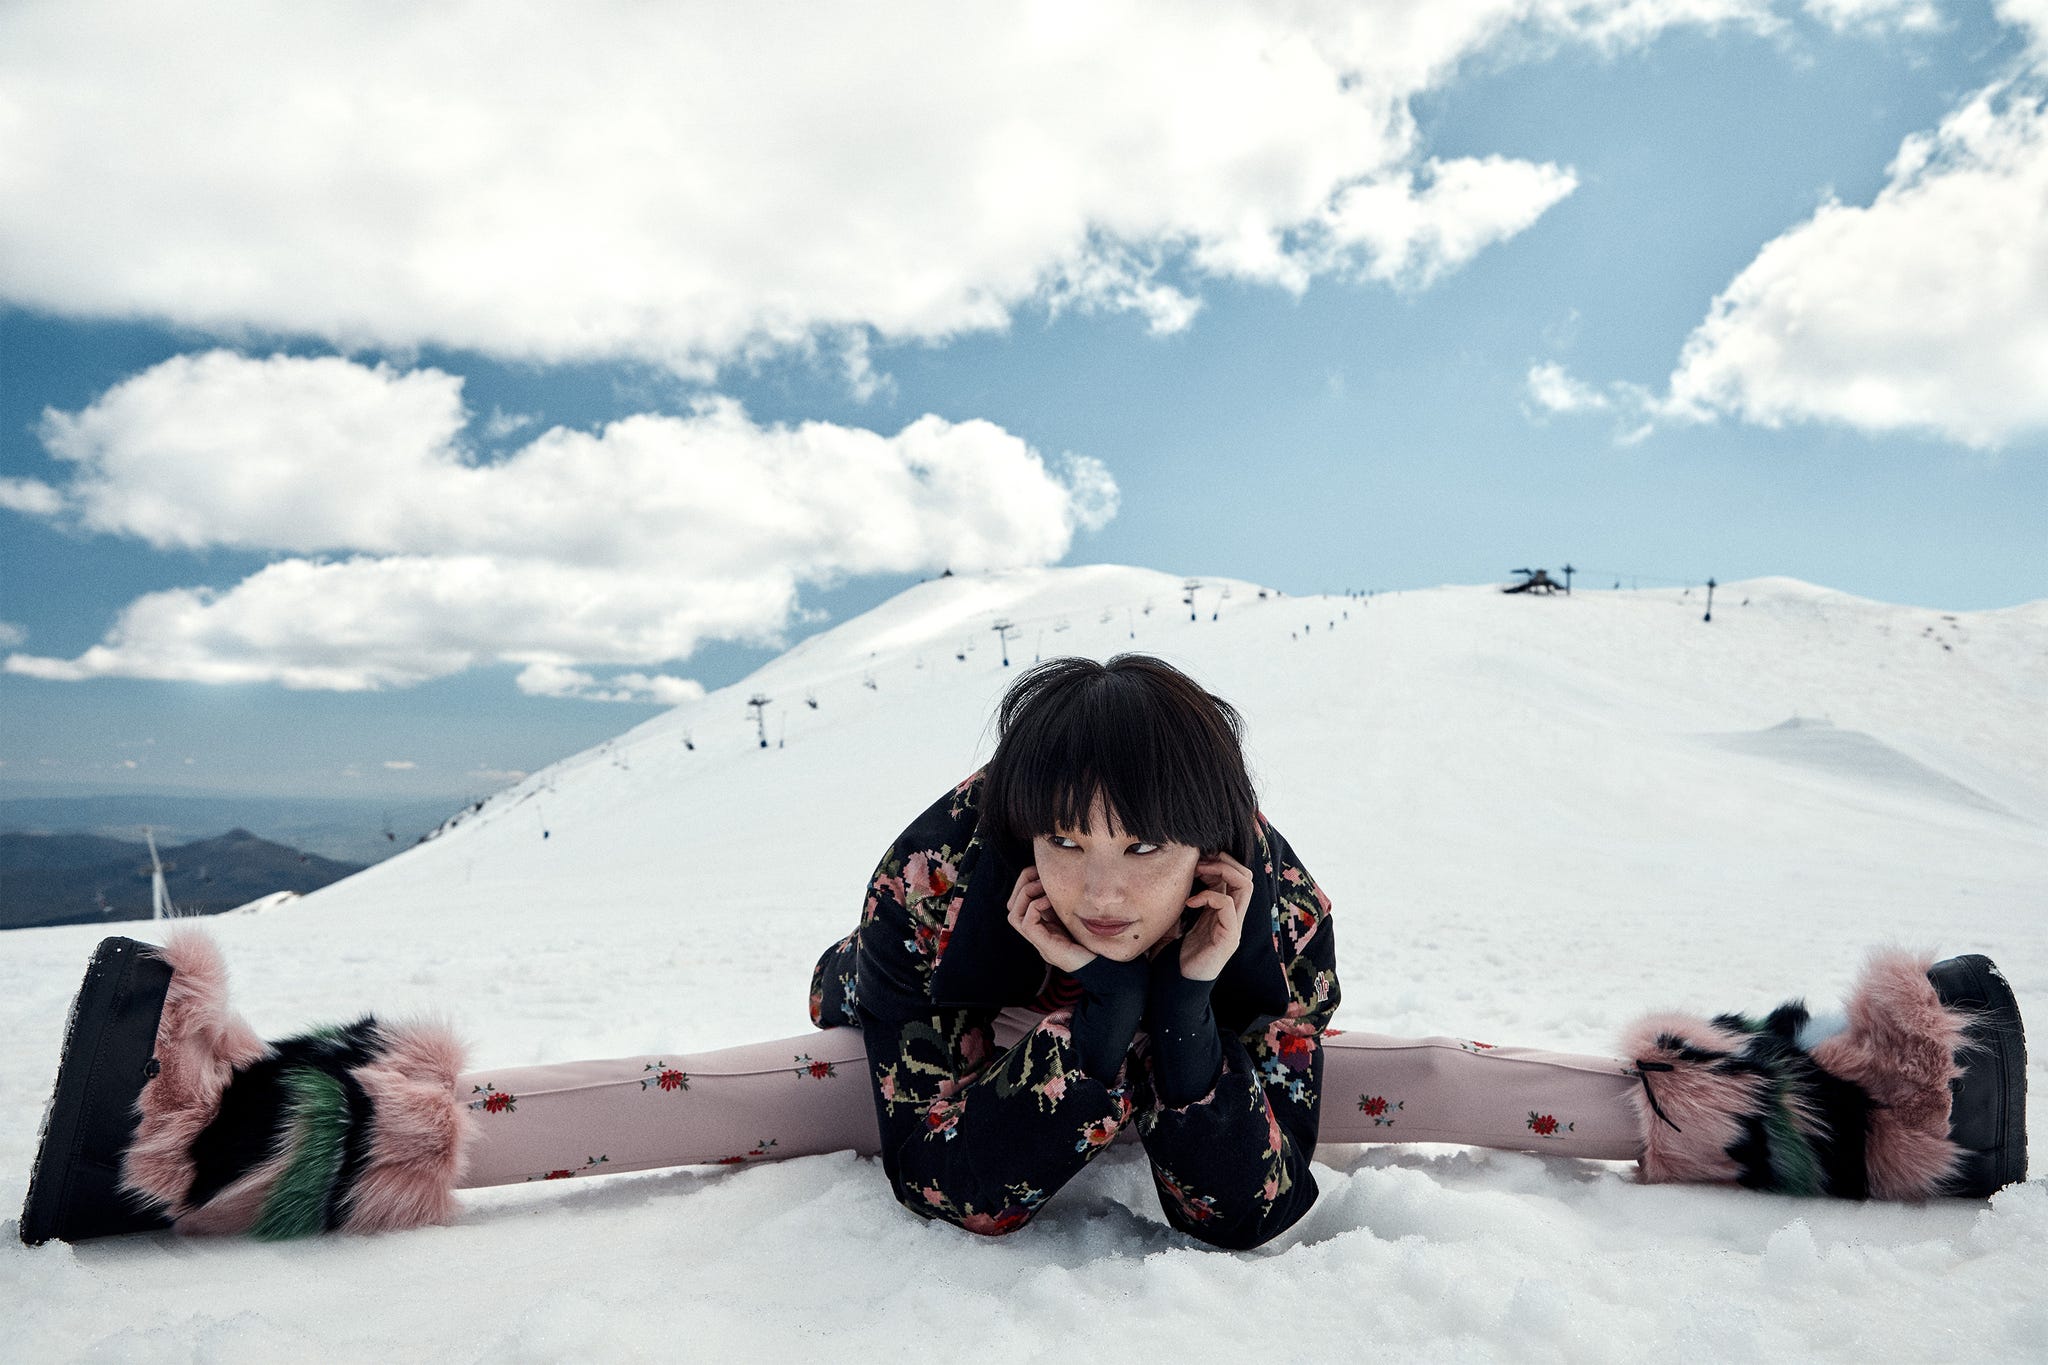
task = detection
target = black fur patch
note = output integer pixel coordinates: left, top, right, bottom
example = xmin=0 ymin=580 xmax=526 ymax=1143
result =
xmin=185 ymin=1017 xmax=383 ymax=1210
xmin=1685 ymin=1006 xmax=1874 ymax=1198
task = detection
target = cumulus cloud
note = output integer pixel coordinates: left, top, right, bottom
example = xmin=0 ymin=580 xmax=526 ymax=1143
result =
xmin=1802 ymin=0 xmax=1940 ymax=31
xmin=1526 ymin=361 xmax=1615 ymax=413
xmin=0 ymin=1 xmax=1773 ymax=376
xmin=1662 ymin=77 xmax=2048 ymax=448
xmin=515 ymin=663 xmax=707 ymax=705
xmin=2005 ymin=0 xmax=2048 ymax=55
xmin=8 ymin=351 xmax=1112 ymax=693
xmin=482 ymin=409 xmax=538 ymax=441
xmin=1321 ymin=157 xmax=1579 ymax=289
xmin=1534 ymin=6 xmax=2048 ymax=452
xmin=0 ymin=478 xmax=64 ymax=516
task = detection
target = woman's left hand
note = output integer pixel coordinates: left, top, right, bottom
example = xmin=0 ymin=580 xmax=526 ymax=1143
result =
xmin=1177 ymin=851 xmax=1254 ymax=982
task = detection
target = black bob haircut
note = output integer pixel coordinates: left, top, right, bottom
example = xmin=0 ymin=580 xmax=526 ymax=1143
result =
xmin=980 ymin=654 xmax=1259 ymax=867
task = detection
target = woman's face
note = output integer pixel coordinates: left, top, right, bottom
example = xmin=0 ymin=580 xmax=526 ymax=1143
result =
xmin=1031 ymin=794 xmax=1203 ymax=962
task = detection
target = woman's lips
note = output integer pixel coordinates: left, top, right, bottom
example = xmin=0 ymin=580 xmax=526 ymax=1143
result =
xmin=1080 ymin=917 xmax=1134 ymax=936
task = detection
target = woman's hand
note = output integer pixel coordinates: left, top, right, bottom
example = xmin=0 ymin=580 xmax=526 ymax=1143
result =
xmin=1006 ymin=865 xmax=1096 ymax=974
xmin=1177 ymin=851 xmax=1253 ymax=982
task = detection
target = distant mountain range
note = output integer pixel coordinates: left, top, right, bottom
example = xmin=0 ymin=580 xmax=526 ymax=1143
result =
xmin=0 ymin=791 xmax=468 ymax=865
xmin=0 ymin=828 xmax=365 ymax=930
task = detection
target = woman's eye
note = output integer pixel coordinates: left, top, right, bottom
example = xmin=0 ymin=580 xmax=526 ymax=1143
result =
xmin=1130 ymin=843 xmax=1159 ymax=855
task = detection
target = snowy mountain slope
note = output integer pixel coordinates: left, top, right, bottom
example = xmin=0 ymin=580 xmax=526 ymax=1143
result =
xmin=4 ymin=566 xmax=2044 ymax=1362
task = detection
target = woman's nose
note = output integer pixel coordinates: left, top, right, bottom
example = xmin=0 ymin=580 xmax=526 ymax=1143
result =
xmin=1084 ymin=863 xmax=1126 ymax=906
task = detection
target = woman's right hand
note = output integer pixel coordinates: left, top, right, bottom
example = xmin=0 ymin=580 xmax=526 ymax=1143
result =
xmin=1006 ymin=865 xmax=1096 ymax=974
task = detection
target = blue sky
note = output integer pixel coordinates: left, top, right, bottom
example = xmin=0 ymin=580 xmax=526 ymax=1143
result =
xmin=3 ymin=1 xmax=2045 ymax=802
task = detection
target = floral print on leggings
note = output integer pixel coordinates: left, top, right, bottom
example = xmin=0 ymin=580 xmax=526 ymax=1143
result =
xmin=815 ymin=769 xmax=1341 ymax=1251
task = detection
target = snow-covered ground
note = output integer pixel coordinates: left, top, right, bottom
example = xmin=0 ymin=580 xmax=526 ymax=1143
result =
xmin=5 ymin=566 xmax=2044 ymax=1362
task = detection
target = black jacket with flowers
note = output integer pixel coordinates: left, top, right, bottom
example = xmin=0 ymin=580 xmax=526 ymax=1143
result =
xmin=808 ymin=770 xmax=1341 ymax=1249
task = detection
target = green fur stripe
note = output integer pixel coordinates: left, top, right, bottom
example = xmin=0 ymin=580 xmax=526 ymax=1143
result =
xmin=1760 ymin=1087 xmax=1826 ymax=1197
xmin=253 ymin=1066 xmax=353 ymax=1241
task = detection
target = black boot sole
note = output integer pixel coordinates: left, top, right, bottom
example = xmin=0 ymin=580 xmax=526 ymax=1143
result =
xmin=19 ymin=937 xmax=178 ymax=1245
xmin=1927 ymin=954 xmax=2029 ymax=1198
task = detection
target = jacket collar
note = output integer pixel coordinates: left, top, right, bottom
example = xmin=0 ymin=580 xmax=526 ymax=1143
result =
xmin=928 ymin=823 xmax=1295 ymax=1034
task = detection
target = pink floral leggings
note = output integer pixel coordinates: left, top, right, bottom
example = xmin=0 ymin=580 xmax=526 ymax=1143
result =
xmin=457 ymin=1011 xmax=1642 ymax=1188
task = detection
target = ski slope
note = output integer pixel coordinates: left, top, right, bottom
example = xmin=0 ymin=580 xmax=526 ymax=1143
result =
xmin=4 ymin=565 xmax=2044 ymax=1362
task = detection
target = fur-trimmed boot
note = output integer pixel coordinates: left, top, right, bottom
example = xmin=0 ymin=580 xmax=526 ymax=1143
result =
xmin=21 ymin=931 xmax=474 ymax=1245
xmin=1622 ymin=951 xmax=2028 ymax=1201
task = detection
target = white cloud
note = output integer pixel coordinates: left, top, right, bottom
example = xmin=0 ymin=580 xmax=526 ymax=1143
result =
xmin=7 ymin=351 xmax=1114 ymax=692
xmin=515 ymin=663 xmax=707 ymax=705
xmin=0 ymin=2 xmax=1771 ymax=376
xmin=39 ymin=352 xmax=469 ymax=552
xmin=1526 ymin=361 xmax=1614 ymax=413
xmin=1802 ymin=0 xmax=1940 ymax=32
xmin=1662 ymin=78 xmax=2048 ymax=448
xmin=382 ymin=759 xmax=416 ymax=770
xmin=0 ymin=622 xmax=24 ymax=647
xmin=2003 ymin=0 xmax=2048 ymax=55
xmin=0 ymin=478 xmax=63 ymax=516
xmin=1321 ymin=156 xmax=1580 ymax=289
xmin=482 ymin=408 xmax=538 ymax=441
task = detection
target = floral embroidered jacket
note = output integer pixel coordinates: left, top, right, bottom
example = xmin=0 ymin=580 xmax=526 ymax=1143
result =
xmin=808 ymin=769 xmax=1341 ymax=1249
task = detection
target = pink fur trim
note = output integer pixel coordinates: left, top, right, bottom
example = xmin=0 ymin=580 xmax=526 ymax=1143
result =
xmin=1620 ymin=1012 xmax=1766 ymax=1186
xmin=342 ymin=1019 xmax=475 ymax=1233
xmin=1809 ymin=949 xmax=1965 ymax=1201
xmin=119 ymin=929 xmax=272 ymax=1217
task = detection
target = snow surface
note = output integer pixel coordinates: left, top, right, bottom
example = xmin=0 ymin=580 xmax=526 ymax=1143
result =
xmin=4 ymin=566 xmax=2044 ymax=1362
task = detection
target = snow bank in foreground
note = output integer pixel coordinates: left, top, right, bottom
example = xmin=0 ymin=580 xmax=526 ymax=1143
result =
xmin=3 ymin=568 xmax=2042 ymax=1362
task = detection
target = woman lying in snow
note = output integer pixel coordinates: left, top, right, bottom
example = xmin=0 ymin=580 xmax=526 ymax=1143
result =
xmin=20 ymin=654 xmax=2030 ymax=1248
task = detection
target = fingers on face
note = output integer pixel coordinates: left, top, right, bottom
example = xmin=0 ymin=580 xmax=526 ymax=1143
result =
xmin=1198 ymin=856 xmax=1249 ymax=886
xmin=1009 ymin=868 xmax=1045 ymax=918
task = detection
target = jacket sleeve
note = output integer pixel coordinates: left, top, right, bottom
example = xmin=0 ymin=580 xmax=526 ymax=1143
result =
xmin=850 ymin=780 xmax=1139 ymax=1236
xmin=1133 ymin=820 xmax=1341 ymax=1250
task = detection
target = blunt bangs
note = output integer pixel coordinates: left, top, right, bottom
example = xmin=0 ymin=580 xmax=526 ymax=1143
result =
xmin=981 ymin=654 xmax=1258 ymax=866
